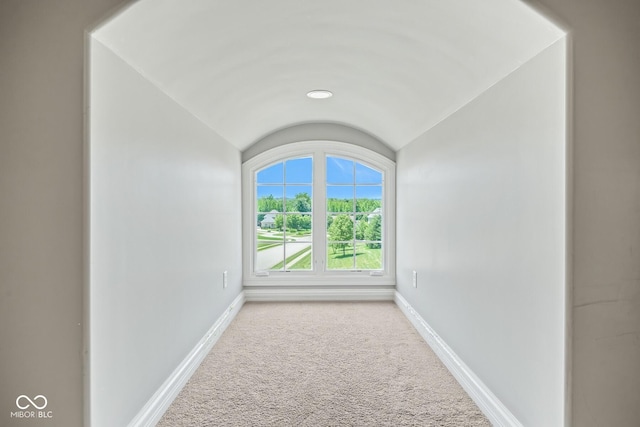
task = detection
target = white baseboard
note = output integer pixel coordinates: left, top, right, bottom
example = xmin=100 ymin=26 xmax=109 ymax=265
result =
xmin=244 ymin=287 xmax=395 ymax=302
xmin=394 ymin=291 xmax=523 ymax=427
xmin=128 ymin=292 xmax=246 ymax=427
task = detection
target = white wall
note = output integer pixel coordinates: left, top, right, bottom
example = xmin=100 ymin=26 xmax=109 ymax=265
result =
xmin=533 ymin=1 xmax=640 ymax=425
xmin=89 ymin=39 xmax=242 ymax=426
xmin=0 ymin=1 xmax=123 ymax=425
xmin=242 ymin=123 xmax=395 ymax=162
xmin=396 ymin=39 xmax=566 ymax=426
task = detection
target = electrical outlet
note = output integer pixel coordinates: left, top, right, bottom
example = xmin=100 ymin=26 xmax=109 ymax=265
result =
xmin=412 ymin=270 xmax=417 ymax=288
xmin=223 ymin=271 xmax=228 ymax=289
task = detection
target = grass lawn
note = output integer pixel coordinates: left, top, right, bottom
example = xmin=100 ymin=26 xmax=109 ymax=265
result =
xmin=257 ymin=230 xmax=310 ymax=242
xmin=270 ymin=245 xmax=312 ymax=270
xmin=262 ymin=240 xmax=381 ymax=270
xmin=327 ymin=243 xmax=381 ymax=270
xmin=257 ymin=242 xmax=282 ymax=251
xmin=289 ymin=251 xmax=312 ymax=269
xmin=257 ymin=233 xmax=285 ymax=252
xmin=257 ymin=234 xmax=285 ymax=241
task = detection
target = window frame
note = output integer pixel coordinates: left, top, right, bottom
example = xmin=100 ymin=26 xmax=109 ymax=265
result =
xmin=242 ymin=141 xmax=395 ymax=287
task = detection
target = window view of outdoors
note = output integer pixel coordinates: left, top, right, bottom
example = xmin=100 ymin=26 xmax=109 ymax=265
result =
xmin=326 ymin=156 xmax=382 ymax=270
xmin=255 ymin=155 xmax=383 ymax=272
xmin=256 ymin=157 xmax=313 ymax=271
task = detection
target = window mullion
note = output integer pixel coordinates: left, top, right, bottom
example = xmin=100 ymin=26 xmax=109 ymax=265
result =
xmin=313 ymin=149 xmax=326 ymax=274
xmin=281 ymin=163 xmax=286 ymax=271
xmin=351 ymin=160 xmax=357 ymax=270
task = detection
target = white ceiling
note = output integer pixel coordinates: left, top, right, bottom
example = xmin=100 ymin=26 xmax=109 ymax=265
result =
xmin=93 ymin=0 xmax=564 ymax=152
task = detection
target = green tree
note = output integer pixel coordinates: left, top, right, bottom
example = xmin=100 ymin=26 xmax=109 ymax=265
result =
xmin=275 ymin=214 xmax=284 ymax=230
xmin=286 ymin=214 xmax=301 ymax=231
xmin=365 ymin=215 xmax=382 ymax=248
xmin=299 ymin=214 xmax=312 ymax=230
xmin=356 ymin=219 xmax=368 ymax=240
xmin=356 ymin=198 xmax=381 ymax=212
xmin=258 ymin=195 xmax=282 ymax=212
xmin=294 ymin=192 xmax=311 ymax=212
xmin=327 ymin=198 xmax=352 ymax=213
xmin=328 ymin=214 xmax=353 ymax=256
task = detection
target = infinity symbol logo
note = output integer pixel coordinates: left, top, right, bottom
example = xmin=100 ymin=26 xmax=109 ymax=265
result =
xmin=16 ymin=395 xmax=48 ymax=410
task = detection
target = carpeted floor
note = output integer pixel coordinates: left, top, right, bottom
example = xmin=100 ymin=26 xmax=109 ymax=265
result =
xmin=158 ymin=301 xmax=491 ymax=426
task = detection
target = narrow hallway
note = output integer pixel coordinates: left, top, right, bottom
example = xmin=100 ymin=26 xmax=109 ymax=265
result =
xmin=158 ymin=302 xmax=489 ymax=426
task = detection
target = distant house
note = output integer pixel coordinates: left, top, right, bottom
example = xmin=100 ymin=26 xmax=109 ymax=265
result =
xmin=260 ymin=210 xmax=279 ymax=228
xmin=367 ymin=208 xmax=381 ymax=220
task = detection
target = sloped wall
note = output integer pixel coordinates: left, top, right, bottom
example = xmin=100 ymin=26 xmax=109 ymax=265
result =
xmin=89 ymin=39 xmax=242 ymax=426
xmin=396 ymin=39 xmax=567 ymax=426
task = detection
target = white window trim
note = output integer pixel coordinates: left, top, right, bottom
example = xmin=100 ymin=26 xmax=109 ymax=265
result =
xmin=242 ymin=141 xmax=396 ymax=287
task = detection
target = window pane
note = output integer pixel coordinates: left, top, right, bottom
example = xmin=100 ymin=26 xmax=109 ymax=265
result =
xmin=327 ymin=214 xmax=354 ymax=242
xmin=257 ymin=162 xmax=283 ymax=184
xmin=355 ymin=217 xmax=368 ymax=240
xmin=285 ymin=185 xmax=312 ymax=212
xmin=257 ymin=223 xmax=285 ymax=240
xmin=356 ymin=186 xmax=382 ymax=212
xmin=257 ymin=186 xmax=284 ymax=213
xmin=285 ymin=157 xmax=312 ymax=183
xmin=327 ymin=211 xmax=355 ymax=270
xmin=285 ymin=243 xmax=313 ymax=270
xmin=327 ymin=242 xmax=355 ymax=270
xmin=256 ymin=229 xmax=285 ymax=271
xmin=326 ymin=156 xmax=354 ymax=184
xmin=355 ymin=243 xmax=382 ymax=270
xmin=283 ymin=213 xmax=312 ymax=239
xmin=257 ymin=212 xmax=283 ymax=231
xmin=327 ymin=185 xmax=353 ymax=213
xmin=355 ymin=162 xmax=382 ymax=184
xmin=363 ymin=212 xmax=382 ymax=243
xmin=284 ymin=213 xmax=312 ymax=237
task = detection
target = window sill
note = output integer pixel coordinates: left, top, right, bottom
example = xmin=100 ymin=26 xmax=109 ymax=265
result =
xmin=243 ymin=275 xmax=396 ymax=288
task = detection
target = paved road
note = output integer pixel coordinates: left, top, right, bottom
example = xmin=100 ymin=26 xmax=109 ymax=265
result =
xmin=256 ymin=241 xmax=312 ymax=271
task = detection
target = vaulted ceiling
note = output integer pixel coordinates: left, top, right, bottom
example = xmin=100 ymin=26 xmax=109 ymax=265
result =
xmin=92 ymin=0 xmax=564 ymax=152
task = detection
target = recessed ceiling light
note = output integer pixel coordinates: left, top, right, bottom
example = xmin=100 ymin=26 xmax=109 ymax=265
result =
xmin=307 ymin=90 xmax=333 ymax=99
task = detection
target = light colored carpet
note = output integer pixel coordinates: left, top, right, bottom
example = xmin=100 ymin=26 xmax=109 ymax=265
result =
xmin=158 ymin=301 xmax=491 ymax=426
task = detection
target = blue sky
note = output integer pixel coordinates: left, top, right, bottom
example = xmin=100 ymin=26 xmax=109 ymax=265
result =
xmin=257 ymin=156 xmax=382 ymax=188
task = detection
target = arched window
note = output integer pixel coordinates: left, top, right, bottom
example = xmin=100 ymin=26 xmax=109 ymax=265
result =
xmin=242 ymin=141 xmax=395 ymax=286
